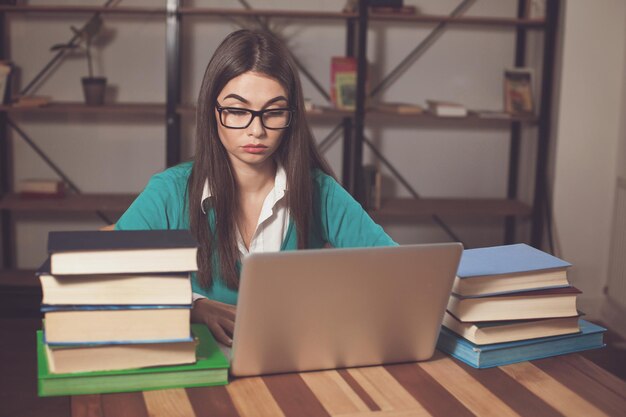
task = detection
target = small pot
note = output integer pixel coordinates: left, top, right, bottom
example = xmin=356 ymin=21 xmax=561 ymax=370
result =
xmin=81 ymin=77 xmax=107 ymax=106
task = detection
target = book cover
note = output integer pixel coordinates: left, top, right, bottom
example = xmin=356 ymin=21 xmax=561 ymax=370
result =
xmin=38 ymin=324 xmax=229 ymax=397
xmin=331 ymin=56 xmax=357 ymax=110
xmin=504 ymin=68 xmax=534 ymax=115
xmin=457 ymin=243 xmax=571 ymax=278
xmin=48 ymin=230 xmax=198 ymax=253
xmin=437 ymin=319 xmax=606 ymax=369
xmin=48 ymin=230 xmax=199 ymax=275
xmin=453 ymin=244 xmax=571 ymax=296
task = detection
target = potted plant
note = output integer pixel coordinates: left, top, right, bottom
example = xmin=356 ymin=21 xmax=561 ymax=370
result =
xmin=51 ymin=15 xmax=107 ymax=105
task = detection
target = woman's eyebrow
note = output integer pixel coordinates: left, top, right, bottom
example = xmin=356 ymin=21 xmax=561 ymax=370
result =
xmin=265 ymin=96 xmax=288 ymax=106
xmin=221 ymin=94 xmax=288 ymax=107
xmin=223 ymin=93 xmax=249 ymax=104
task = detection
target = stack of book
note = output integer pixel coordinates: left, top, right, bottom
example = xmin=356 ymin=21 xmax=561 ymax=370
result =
xmin=426 ymin=99 xmax=468 ymax=117
xmin=36 ymin=230 xmax=229 ymax=396
xmin=437 ymin=243 xmax=606 ymax=368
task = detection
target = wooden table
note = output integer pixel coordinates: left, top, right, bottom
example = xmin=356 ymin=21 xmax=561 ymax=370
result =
xmin=71 ymin=351 xmax=625 ymax=417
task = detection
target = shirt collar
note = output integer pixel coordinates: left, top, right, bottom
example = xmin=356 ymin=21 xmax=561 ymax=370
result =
xmin=201 ymin=163 xmax=287 ymax=214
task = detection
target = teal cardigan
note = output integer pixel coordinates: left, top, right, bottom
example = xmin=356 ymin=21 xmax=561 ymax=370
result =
xmin=116 ymin=162 xmax=396 ymax=304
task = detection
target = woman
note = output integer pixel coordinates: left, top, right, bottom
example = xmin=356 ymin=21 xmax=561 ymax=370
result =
xmin=115 ymin=29 xmax=396 ymax=345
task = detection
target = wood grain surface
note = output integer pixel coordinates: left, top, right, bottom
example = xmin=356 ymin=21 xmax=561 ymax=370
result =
xmin=71 ymin=354 xmax=626 ymax=417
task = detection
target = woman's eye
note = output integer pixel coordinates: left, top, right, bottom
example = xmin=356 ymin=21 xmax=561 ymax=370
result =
xmin=225 ymin=109 xmax=249 ymax=116
xmin=265 ymin=110 xmax=287 ymax=118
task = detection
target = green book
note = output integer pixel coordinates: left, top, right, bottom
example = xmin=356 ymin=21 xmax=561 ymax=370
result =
xmin=38 ymin=324 xmax=229 ymax=397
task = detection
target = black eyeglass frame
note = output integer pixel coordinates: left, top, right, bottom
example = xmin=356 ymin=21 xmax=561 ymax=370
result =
xmin=215 ymin=103 xmax=295 ymax=130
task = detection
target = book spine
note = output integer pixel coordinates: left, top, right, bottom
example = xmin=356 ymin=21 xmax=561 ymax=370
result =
xmin=480 ymin=334 xmax=604 ymax=368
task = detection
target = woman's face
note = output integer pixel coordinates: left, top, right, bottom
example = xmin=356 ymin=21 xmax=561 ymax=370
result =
xmin=215 ymin=71 xmax=289 ymax=171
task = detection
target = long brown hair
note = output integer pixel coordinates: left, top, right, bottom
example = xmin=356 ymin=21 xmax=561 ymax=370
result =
xmin=188 ymin=29 xmax=333 ymax=290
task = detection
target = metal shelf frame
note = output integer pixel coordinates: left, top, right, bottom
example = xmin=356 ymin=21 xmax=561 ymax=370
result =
xmin=0 ymin=0 xmax=560 ymax=270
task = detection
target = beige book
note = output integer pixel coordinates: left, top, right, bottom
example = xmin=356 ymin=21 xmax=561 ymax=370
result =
xmin=442 ymin=311 xmax=581 ymax=345
xmin=46 ymin=339 xmax=197 ymax=374
xmin=44 ymin=308 xmax=191 ymax=344
xmin=446 ymin=286 xmax=580 ymax=322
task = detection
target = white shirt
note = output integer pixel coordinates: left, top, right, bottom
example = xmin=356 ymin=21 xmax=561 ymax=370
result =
xmin=193 ymin=164 xmax=289 ymax=302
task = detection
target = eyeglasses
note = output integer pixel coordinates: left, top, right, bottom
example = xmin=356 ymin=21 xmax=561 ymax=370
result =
xmin=216 ymin=103 xmax=294 ymax=130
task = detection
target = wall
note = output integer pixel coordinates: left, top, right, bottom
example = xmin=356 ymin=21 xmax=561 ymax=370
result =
xmin=7 ymin=0 xmax=544 ymax=268
xmin=551 ymin=0 xmax=626 ymax=318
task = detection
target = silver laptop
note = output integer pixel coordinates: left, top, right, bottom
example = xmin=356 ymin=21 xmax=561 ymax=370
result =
xmin=230 ymin=243 xmax=463 ymax=377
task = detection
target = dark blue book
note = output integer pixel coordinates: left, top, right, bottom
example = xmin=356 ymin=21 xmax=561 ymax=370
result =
xmin=437 ymin=319 xmax=606 ymax=369
xmin=452 ymin=244 xmax=572 ymax=296
xmin=47 ymin=230 xmax=198 ymax=275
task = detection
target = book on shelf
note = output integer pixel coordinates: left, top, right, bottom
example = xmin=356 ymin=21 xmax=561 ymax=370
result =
xmin=370 ymin=5 xmax=417 ymax=15
xmin=12 ymin=95 xmax=52 ymax=108
xmin=45 ymin=335 xmax=197 ymax=374
xmin=17 ymin=178 xmax=65 ymax=198
xmin=453 ymin=243 xmax=571 ymax=297
xmin=442 ymin=311 xmax=581 ymax=345
xmin=437 ymin=319 xmax=605 ymax=369
xmin=47 ymin=229 xmax=198 ymax=275
xmin=504 ymin=68 xmax=534 ymax=116
xmin=368 ymin=0 xmax=404 ymax=7
xmin=472 ymin=110 xmax=513 ymax=119
xmin=303 ymin=98 xmax=323 ymax=114
xmin=43 ymin=305 xmax=192 ymax=345
xmin=37 ymin=258 xmax=192 ymax=305
xmin=331 ymin=56 xmax=357 ymax=110
xmin=38 ymin=324 xmax=229 ymax=397
xmin=0 ymin=60 xmax=13 ymax=104
xmin=447 ymin=286 xmax=581 ymax=322
xmin=426 ymin=100 xmax=468 ymax=117
xmin=372 ymin=102 xmax=424 ymax=115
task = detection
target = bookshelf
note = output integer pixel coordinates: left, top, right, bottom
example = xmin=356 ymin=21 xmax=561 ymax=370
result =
xmin=0 ymin=102 xmax=166 ymax=115
xmin=0 ymin=1 xmax=559 ymax=277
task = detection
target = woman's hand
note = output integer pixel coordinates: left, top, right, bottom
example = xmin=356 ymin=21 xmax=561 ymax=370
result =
xmin=191 ymin=298 xmax=237 ymax=346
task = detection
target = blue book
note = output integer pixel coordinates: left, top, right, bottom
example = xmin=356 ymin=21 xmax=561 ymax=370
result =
xmin=437 ymin=319 xmax=606 ymax=369
xmin=452 ymin=244 xmax=572 ymax=296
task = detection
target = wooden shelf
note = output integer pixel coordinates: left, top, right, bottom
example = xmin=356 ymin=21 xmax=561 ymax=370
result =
xmin=179 ymin=8 xmax=356 ymax=20
xmin=367 ymin=110 xmax=538 ymax=125
xmin=369 ymin=13 xmax=545 ymax=28
xmin=0 ymin=102 xmax=166 ymax=115
xmin=0 ymin=269 xmax=39 ymax=289
xmin=369 ymin=198 xmax=532 ymax=221
xmin=0 ymin=193 xmax=136 ymax=212
xmin=0 ymin=6 xmax=544 ymax=28
xmin=0 ymin=5 xmax=354 ymax=19
xmin=0 ymin=5 xmax=166 ymax=15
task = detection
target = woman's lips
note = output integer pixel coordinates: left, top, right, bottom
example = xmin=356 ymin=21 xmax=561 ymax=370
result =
xmin=242 ymin=144 xmax=268 ymax=154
